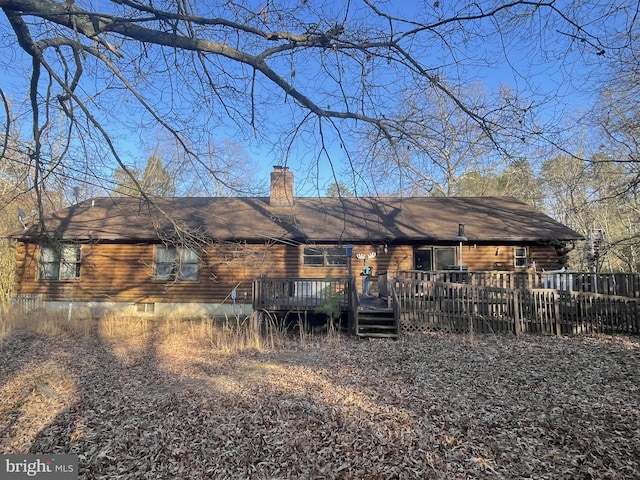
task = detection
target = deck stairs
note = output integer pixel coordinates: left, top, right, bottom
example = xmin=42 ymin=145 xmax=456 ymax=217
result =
xmin=355 ymin=295 xmax=400 ymax=339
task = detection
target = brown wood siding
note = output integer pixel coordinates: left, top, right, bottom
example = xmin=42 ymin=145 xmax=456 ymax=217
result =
xmin=12 ymin=241 xmax=567 ymax=303
xmin=529 ymin=245 xmax=565 ymax=270
xmin=387 ymin=244 xmax=564 ymax=272
xmin=462 ymin=245 xmax=517 ymax=271
xmin=453 ymin=244 xmax=566 ymax=271
xmin=14 ymin=242 xmax=274 ymax=304
xmin=381 ymin=244 xmax=563 ymax=272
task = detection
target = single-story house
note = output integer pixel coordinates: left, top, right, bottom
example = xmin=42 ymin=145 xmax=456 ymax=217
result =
xmin=5 ymin=166 xmax=582 ymax=317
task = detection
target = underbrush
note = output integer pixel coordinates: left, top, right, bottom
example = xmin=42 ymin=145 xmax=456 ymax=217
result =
xmin=0 ymin=306 xmax=325 ymax=353
xmin=0 ymin=310 xmax=8 ymax=344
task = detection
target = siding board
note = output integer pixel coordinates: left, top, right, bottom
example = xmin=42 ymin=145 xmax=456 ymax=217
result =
xmin=12 ymin=241 xmax=566 ymax=304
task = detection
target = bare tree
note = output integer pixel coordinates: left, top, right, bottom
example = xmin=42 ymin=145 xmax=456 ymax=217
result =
xmin=540 ymin=152 xmax=640 ymax=272
xmin=594 ymin=77 xmax=640 ymax=194
xmin=358 ymin=81 xmax=500 ymax=196
xmin=0 ymin=0 xmax=634 ymax=211
xmin=190 ymin=140 xmax=266 ymax=197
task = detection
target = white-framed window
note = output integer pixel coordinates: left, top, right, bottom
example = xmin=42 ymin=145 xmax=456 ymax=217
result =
xmin=154 ymin=245 xmax=199 ymax=281
xmin=303 ymin=245 xmax=348 ymax=267
xmin=136 ymin=302 xmax=155 ymax=313
xmin=39 ymin=244 xmax=81 ymax=280
xmin=514 ymin=247 xmax=528 ymax=268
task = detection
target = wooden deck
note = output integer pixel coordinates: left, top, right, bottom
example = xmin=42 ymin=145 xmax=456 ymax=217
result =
xmin=253 ymin=271 xmax=640 ymax=337
xmin=252 ymin=277 xmax=400 ymax=338
xmin=252 ymin=277 xmax=351 ymax=312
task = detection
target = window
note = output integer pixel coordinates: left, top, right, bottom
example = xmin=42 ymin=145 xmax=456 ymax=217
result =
xmin=136 ymin=302 xmax=155 ymax=313
xmin=39 ymin=245 xmax=81 ymax=280
xmin=434 ymin=247 xmax=456 ymax=270
xmin=414 ymin=247 xmax=457 ymax=270
xmin=514 ymin=247 xmax=528 ymax=268
xmin=154 ymin=246 xmax=199 ymax=281
xmin=414 ymin=248 xmax=432 ymax=271
xmin=303 ymin=245 xmax=348 ymax=266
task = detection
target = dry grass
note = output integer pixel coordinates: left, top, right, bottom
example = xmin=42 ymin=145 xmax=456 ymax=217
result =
xmin=1 ymin=307 xmax=291 ymax=354
xmin=0 ymin=309 xmax=639 ymax=479
xmin=0 ymin=311 xmax=9 ymax=345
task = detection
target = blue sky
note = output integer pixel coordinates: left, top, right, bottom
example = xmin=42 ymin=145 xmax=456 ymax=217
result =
xmin=0 ymin=1 xmax=624 ymax=199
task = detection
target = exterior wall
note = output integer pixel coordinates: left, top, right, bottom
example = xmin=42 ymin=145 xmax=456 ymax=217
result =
xmin=383 ymin=243 xmax=566 ymax=272
xmin=12 ymin=240 xmax=568 ymax=306
xmin=528 ymin=244 xmax=568 ymax=270
xmin=14 ymin=241 xmax=273 ymax=305
xmin=459 ymin=244 xmax=534 ymax=271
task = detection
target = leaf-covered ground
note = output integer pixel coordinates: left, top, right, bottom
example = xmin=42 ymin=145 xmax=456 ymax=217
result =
xmin=1 ymin=325 xmax=639 ymax=479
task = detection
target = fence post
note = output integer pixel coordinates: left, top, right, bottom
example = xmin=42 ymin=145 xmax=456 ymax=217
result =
xmin=553 ymin=291 xmax=561 ymax=336
xmin=513 ymin=289 xmax=521 ymax=335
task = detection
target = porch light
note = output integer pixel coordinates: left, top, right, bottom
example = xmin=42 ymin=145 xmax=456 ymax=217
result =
xmin=453 ymin=223 xmax=467 ymax=271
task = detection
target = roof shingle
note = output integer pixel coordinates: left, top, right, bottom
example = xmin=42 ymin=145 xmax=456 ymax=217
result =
xmin=7 ymin=196 xmax=582 ymax=243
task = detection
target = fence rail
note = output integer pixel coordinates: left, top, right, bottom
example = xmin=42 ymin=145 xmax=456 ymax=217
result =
xmin=252 ymin=277 xmax=350 ymax=311
xmin=394 ymin=278 xmax=640 ymax=335
xmin=381 ymin=270 xmax=640 ymax=298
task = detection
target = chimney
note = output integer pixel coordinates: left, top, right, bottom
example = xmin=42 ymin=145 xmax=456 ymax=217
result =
xmin=270 ymin=165 xmax=294 ymax=206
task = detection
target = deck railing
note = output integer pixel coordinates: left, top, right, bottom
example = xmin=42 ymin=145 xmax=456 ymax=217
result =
xmin=252 ymin=277 xmax=350 ymax=311
xmin=252 ymin=272 xmax=640 ymax=336
xmin=381 ymin=270 xmax=640 ymax=298
xmin=392 ymin=276 xmax=640 ymax=335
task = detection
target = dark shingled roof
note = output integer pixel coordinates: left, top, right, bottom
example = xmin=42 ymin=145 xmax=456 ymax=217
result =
xmin=7 ymin=196 xmax=582 ymax=243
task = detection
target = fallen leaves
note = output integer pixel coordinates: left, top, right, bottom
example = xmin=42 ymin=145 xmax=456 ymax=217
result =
xmin=1 ymin=328 xmax=639 ymax=479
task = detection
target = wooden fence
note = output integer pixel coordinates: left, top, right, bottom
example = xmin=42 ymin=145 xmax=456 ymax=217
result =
xmin=382 ymin=270 xmax=640 ymax=298
xmin=8 ymin=294 xmax=44 ymax=313
xmin=394 ymin=278 xmax=640 ymax=335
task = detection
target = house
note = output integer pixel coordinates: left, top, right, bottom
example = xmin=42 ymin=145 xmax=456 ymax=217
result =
xmin=5 ymin=166 xmax=582 ymax=318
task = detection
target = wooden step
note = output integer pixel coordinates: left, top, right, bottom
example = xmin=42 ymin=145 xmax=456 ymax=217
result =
xmin=356 ymin=309 xmax=399 ymax=338
xmin=358 ymin=310 xmax=394 ymax=318
xmin=356 ymin=332 xmax=399 ymax=339
xmin=359 ymin=323 xmax=397 ymax=329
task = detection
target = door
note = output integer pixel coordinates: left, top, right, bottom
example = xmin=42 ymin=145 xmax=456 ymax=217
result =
xmin=414 ymin=248 xmax=432 ymax=271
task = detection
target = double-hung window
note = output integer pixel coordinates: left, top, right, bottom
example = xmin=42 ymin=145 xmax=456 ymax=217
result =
xmin=39 ymin=244 xmax=81 ymax=280
xmin=303 ymin=246 xmax=348 ymax=267
xmin=154 ymin=246 xmax=199 ymax=281
xmin=514 ymin=247 xmax=528 ymax=268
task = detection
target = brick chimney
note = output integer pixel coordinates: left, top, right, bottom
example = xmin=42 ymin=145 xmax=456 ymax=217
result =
xmin=270 ymin=165 xmax=294 ymax=206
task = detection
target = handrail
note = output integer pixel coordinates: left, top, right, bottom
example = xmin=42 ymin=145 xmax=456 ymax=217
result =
xmin=347 ymin=275 xmax=359 ymax=334
xmin=390 ymin=278 xmax=400 ymax=335
xmin=253 ymin=277 xmax=349 ymax=310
